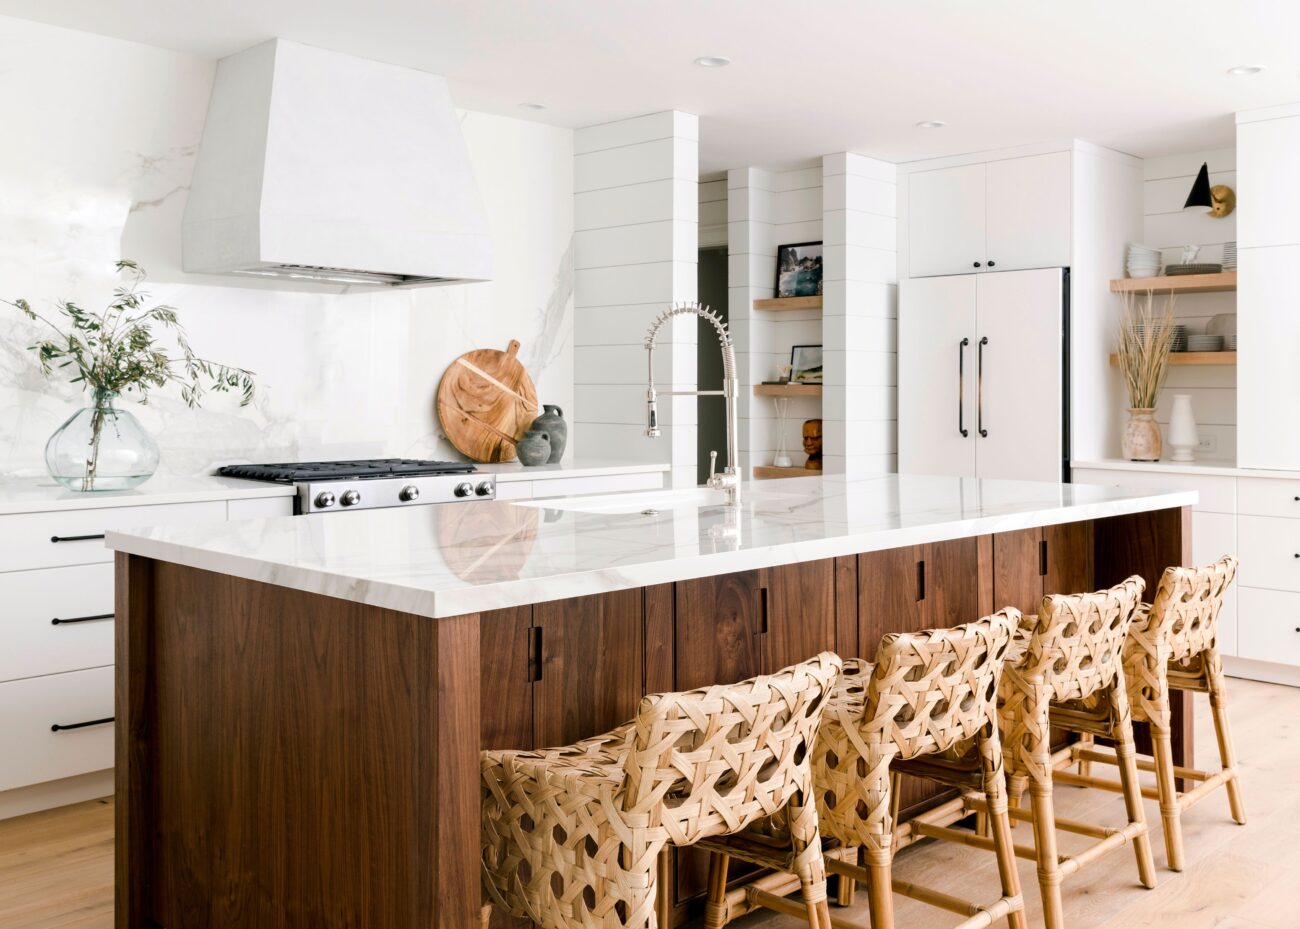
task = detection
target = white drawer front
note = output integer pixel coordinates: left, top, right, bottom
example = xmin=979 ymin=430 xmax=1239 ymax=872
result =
xmin=1193 ymin=511 xmax=1238 ymax=656
xmin=1238 ymin=515 xmax=1300 ymax=592
xmin=494 ymin=481 xmax=534 ymax=501
xmin=1070 ymin=469 xmax=1235 ymax=514
xmin=0 ymin=564 xmax=115 ymax=682
xmin=530 ymin=470 xmax=665 ymax=499
xmin=1237 ymin=476 xmax=1300 ymax=519
xmin=1238 ymin=587 xmax=1300 ymax=668
xmin=226 ymin=496 xmax=295 ymax=520
xmin=0 ymin=666 xmax=115 ymax=790
xmin=0 ymin=500 xmax=226 ymax=572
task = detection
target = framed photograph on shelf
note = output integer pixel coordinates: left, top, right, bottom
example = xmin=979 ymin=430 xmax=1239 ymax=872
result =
xmin=790 ymin=344 xmax=823 ymax=383
xmin=775 ymin=241 xmax=823 ymax=298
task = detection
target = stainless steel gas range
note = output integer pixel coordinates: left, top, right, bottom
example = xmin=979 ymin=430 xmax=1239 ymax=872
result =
xmin=216 ymin=459 xmax=496 ymax=514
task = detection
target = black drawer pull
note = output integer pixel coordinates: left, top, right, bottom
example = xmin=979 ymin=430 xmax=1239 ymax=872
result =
xmin=52 ymin=613 xmax=113 ymax=625
xmin=50 ymin=533 xmax=106 ymax=543
xmin=51 ymin=716 xmax=114 ymax=732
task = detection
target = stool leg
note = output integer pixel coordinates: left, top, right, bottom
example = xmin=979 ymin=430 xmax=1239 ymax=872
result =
xmin=702 ymin=853 xmax=728 ymax=929
xmin=1028 ymin=767 xmax=1065 ymax=929
xmin=1150 ymin=723 xmax=1185 ymax=872
xmin=1208 ymin=661 xmax=1247 ymax=825
xmin=834 ymin=847 xmax=858 ymax=907
xmin=479 ymin=903 xmax=492 ymax=929
xmin=980 ymin=732 xmax=1028 ymax=929
xmin=1076 ymin=733 xmax=1093 ymax=779
xmin=864 ymin=841 xmax=895 ymax=929
xmin=1111 ymin=683 xmax=1157 ymax=890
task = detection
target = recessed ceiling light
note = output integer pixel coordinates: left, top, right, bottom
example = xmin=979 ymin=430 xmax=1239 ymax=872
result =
xmin=694 ymin=56 xmax=731 ymax=68
xmin=1227 ymin=65 xmax=1265 ymax=75
xmin=916 ymin=120 xmax=946 ymax=129
xmin=517 ymin=102 xmax=546 ymax=111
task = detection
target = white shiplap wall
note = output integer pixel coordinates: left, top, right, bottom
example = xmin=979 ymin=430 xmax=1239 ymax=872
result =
xmin=1142 ymin=147 xmax=1237 ymax=459
xmin=728 ymin=163 xmax=823 ymax=472
xmin=573 ymin=111 xmax=699 ymax=486
xmin=822 ymin=153 xmax=899 ymax=476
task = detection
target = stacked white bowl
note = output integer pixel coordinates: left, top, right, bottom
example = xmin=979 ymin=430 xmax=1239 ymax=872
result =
xmin=1126 ymin=243 xmax=1162 ymax=278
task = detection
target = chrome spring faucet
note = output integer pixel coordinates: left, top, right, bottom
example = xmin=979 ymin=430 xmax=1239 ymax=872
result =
xmin=644 ymin=301 xmax=740 ymax=507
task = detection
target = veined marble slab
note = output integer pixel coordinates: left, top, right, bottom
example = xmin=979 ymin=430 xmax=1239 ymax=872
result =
xmin=0 ymin=475 xmax=295 ymax=516
xmin=475 ymin=458 xmax=670 ymax=483
xmin=105 ymin=474 xmax=1197 ymax=619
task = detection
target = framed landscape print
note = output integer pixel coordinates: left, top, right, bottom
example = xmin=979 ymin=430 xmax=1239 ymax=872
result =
xmin=775 ymin=241 xmax=823 ymax=298
xmin=790 ymin=344 xmax=823 ymax=383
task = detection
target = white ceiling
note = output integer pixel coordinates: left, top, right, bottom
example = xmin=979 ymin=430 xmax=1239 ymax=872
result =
xmin=2 ymin=0 xmax=1297 ymax=172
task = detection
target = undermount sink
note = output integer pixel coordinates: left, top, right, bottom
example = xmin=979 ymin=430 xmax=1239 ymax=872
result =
xmin=513 ymin=486 xmax=730 ymax=515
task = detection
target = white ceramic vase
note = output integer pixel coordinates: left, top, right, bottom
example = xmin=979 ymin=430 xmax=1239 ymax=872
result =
xmin=1168 ymin=394 xmax=1199 ymax=462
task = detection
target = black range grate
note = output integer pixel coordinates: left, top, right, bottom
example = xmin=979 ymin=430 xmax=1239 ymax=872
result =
xmin=217 ymin=458 xmax=477 ymax=483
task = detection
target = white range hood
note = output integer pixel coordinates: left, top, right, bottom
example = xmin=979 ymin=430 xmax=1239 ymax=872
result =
xmin=183 ymin=39 xmax=491 ymax=288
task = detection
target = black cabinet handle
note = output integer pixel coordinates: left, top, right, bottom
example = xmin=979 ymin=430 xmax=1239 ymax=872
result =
xmin=916 ymin=560 xmax=927 ymax=602
xmin=977 ymin=337 xmax=989 ymax=438
xmin=973 ymin=261 xmax=982 ymax=268
xmin=958 ymin=338 xmax=970 ymax=437
xmin=527 ymin=626 xmax=542 ymax=683
xmin=1039 ymin=539 xmax=1048 ymax=577
xmin=987 ymin=260 xmax=996 ymax=268
xmin=50 ymin=533 xmax=105 ymax=543
xmin=51 ymin=716 xmax=113 ymax=732
xmin=52 ymin=613 xmax=113 ymax=626
xmin=755 ymin=587 xmax=769 ymax=635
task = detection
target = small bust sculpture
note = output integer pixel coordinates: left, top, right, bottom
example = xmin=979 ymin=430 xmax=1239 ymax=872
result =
xmin=802 ymin=418 xmax=823 ymax=471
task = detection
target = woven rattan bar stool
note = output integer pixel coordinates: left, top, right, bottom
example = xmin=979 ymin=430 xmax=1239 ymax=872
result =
xmin=697 ymin=610 xmax=1026 ymax=929
xmin=911 ymin=578 xmax=1155 ymax=929
xmin=479 ymin=652 xmax=842 ymax=929
xmin=1054 ymin=556 xmax=1244 ymax=872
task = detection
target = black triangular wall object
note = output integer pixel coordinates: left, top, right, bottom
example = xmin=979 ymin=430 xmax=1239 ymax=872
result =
xmin=1184 ymin=162 xmax=1214 ymax=209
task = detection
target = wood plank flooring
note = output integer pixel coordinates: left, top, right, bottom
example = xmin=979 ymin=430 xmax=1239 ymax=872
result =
xmin=0 ymin=678 xmax=1295 ymax=929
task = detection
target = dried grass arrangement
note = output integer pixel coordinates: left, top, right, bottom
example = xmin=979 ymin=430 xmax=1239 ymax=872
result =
xmin=1116 ymin=291 xmax=1177 ymax=410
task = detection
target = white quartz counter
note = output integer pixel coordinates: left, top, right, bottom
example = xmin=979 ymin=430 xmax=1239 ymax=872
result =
xmin=0 ymin=474 xmax=295 ymax=516
xmin=1073 ymin=458 xmax=1300 ymax=480
xmin=473 ymin=458 xmax=670 ymax=483
xmin=106 ymin=474 xmax=1196 ymax=619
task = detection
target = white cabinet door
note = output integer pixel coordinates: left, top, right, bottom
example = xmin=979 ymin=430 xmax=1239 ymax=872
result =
xmin=974 ymin=269 xmax=1065 ymax=482
xmin=909 ymin=163 xmax=987 ymax=277
xmin=1238 ymin=245 xmax=1300 ymax=469
xmin=1237 ymin=116 xmax=1300 ymax=248
xmin=985 ymin=152 xmax=1072 ymax=272
xmin=1193 ymin=511 xmax=1238 ymax=656
xmin=898 ymin=275 xmax=978 ymax=476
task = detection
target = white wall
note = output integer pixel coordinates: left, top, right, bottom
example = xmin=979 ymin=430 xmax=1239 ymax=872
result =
xmin=0 ymin=16 xmax=574 ymax=478
xmin=1142 ymin=147 xmax=1237 ymax=460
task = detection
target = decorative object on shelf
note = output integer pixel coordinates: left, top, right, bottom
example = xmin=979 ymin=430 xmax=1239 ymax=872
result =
xmin=1222 ymin=241 xmax=1237 ymax=269
xmin=802 ymin=418 xmax=823 ymax=470
xmin=772 ymin=397 xmax=793 ymax=468
xmin=4 ymin=260 xmax=256 ymax=491
xmin=530 ymin=404 xmax=567 ymax=463
xmin=437 ymin=339 xmax=538 ymax=463
xmin=1125 ymin=242 xmax=1162 ymax=278
xmin=1185 ymin=334 xmax=1224 ymax=352
xmin=777 ymin=362 xmax=792 ymax=383
xmin=516 ymin=429 xmax=552 ymax=467
xmin=1183 ymin=162 xmax=1236 ymax=217
xmin=1116 ymin=291 xmax=1177 ymax=461
xmin=774 ymin=241 xmax=823 ymax=297
xmin=1168 ymin=394 xmax=1199 ymax=462
xmin=1166 ymin=263 xmax=1222 ymax=276
xmin=790 ymin=344 xmax=823 ymax=383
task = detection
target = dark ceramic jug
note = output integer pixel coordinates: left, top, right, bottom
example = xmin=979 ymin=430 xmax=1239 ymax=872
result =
xmin=516 ymin=429 xmax=552 ymax=467
xmin=531 ymin=404 xmax=567 ymax=463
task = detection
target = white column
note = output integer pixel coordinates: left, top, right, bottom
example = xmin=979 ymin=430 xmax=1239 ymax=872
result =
xmin=573 ymin=112 xmax=698 ymax=486
xmin=822 ymin=153 xmax=899 ymax=476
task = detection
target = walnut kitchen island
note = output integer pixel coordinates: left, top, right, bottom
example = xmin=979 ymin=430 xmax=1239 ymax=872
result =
xmin=106 ymin=473 xmax=1197 ymax=929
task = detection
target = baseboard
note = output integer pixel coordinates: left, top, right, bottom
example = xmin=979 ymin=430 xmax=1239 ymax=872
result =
xmin=0 ymin=768 xmax=113 ymax=820
xmin=1224 ymin=655 xmax=1300 ymax=688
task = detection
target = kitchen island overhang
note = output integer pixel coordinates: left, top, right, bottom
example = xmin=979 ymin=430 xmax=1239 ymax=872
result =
xmin=107 ymin=474 xmax=1197 ymax=929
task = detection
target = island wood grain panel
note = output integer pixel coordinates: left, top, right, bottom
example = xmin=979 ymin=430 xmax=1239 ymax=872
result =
xmin=675 ymin=570 xmax=764 ymax=691
xmin=116 ymin=556 xmax=477 ymax=929
xmin=760 ymin=559 xmax=837 ymax=674
xmin=481 ymin=606 xmax=535 ymax=751
xmin=644 ymin=584 xmax=675 ymax=695
xmin=994 ymin=528 xmax=1046 ymax=617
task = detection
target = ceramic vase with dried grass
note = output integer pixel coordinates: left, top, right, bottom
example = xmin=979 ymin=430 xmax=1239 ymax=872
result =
xmin=1116 ymin=291 xmax=1177 ymax=461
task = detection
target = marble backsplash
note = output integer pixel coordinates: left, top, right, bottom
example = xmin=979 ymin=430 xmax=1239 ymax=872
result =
xmin=0 ymin=16 xmax=574 ymax=478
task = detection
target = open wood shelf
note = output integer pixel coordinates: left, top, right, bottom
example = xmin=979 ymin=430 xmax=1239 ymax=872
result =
xmin=753 ymin=296 xmax=823 ymax=311
xmin=1108 ymin=352 xmax=1236 ymax=366
xmin=1109 ymin=272 xmax=1237 ymax=295
xmin=753 ymin=383 xmax=822 ymax=397
xmin=753 ymin=465 xmax=821 ymax=480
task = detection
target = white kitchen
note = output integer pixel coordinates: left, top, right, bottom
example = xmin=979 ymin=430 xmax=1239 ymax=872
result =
xmin=1 ymin=4 xmax=1296 ymax=929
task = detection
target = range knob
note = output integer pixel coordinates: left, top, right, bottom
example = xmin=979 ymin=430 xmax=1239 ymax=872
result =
xmin=314 ymin=491 xmax=336 ymax=509
xmin=475 ymin=481 xmax=494 ymax=497
xmin=340 ymin=489 xmax=362 ymax=507
xmin=454 ymin=481 xmax=475 ymax=498
xmin=399 ymin=485 xmax=421 ymax=502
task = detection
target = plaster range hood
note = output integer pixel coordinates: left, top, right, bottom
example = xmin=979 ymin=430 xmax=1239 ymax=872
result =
xmin=183 ymin=39 xmax=491 ymax=288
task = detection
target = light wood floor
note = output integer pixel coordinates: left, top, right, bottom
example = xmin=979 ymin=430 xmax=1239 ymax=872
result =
xmin=0 ymin=678 xmax=1294 ymax=929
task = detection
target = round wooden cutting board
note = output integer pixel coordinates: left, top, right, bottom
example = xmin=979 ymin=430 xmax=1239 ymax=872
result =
xmin=436 ymin=340 xmax=539 ymax=463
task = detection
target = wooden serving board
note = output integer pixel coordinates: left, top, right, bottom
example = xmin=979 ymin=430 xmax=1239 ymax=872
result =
xmin=437 ymin=340 xmax=538 ymax=463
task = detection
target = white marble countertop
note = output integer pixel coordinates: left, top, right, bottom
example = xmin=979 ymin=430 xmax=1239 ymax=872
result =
xmin=474 ymin=458 xmax=670 ymax=483
xmin=1073 ymin=458 xmax=1300 ymax=480
xmin=0 ymin=474 xmax=295 ymax=516
xmin=106 ymin=474 xmax=1196 ymax=619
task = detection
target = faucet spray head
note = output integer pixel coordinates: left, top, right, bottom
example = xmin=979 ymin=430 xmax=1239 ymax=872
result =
xmin=645 ymin=388 xmax=661 ymax=438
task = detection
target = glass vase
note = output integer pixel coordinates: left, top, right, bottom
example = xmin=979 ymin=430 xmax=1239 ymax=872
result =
xmin=45 ymin=390 xmax=160 ymax=491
